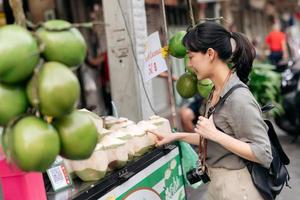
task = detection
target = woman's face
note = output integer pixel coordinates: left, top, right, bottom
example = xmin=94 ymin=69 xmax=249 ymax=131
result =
xmin=187 ymin=50 xmax=213 ymax=80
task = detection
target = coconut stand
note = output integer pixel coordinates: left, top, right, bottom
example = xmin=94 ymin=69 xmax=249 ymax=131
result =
xmin=46 ymin=0 xmax=188 ymax=198
xmin=45 ymin=0 xmax=189 ymax=199
xmin=0 ymin=0 xmax=197 ymax=199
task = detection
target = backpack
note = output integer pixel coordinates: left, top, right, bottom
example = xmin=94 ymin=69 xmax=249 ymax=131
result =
xmin=209 ymin=84 xmax=291 ymax=200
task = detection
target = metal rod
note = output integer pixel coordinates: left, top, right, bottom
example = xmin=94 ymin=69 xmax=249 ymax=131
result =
xmin=161 ymin=0 xmax=177 ymax=128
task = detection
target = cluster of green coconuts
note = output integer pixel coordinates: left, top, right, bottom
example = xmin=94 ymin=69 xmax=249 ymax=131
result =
xmin=0 ymin=20 xmax=98 ymax=172
xmin=168 ymin=31 xmax=214 ymax=99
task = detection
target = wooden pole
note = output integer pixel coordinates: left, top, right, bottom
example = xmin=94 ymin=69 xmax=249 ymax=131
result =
xmin=161 ymin=0 xmax=177 ymax=129
xmin=9 ymin=0 xmax=26 ymax=27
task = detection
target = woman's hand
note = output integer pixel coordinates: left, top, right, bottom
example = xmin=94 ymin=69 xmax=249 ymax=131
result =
xmin=147 ymin=130 xmax=178 ymax=146
xmin=194 ymin=115 xmax=222 ymax=142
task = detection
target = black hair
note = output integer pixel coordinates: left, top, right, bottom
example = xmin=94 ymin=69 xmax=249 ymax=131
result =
xmin=183 ymin=22 xmax=256 ymax=84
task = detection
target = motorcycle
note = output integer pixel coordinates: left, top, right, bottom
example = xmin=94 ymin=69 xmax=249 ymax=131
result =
xmin=274 ymin=59 xmax=300 ymax=141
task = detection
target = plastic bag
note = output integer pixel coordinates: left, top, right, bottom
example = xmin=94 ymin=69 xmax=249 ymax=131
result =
xmin=177 ymin=141 xmax=202 ymax=188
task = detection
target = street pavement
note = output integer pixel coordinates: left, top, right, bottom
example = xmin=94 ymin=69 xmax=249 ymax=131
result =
xmin=186 ymin=122 xmax=300 ymax=200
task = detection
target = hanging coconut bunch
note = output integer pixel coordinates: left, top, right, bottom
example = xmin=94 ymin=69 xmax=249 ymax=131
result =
xmin=36 ymin=20 xmax=87 ymax=67
xmin=170 ymin=42 xmax=214 ymax=99
xmin=0 ymin=83 xmax=28 ymax=126
xmin=53 ymin=110 xmax=98 ymax=160
xmin=26 ymin=61 xmax=80 ymax=118
xmin=2 ymin=116 xmax=60 ymax=172
xmin=197 ymin=79 xmax=214 ymax=99
xmin=168 ymin=31 xmax=187 ymax=59
xmin=176 ymin=72 xmax=197 ymax=99
xmin=0 ymin=18 xmax=99 ymax=172
xmin=0 ymin=25 xmax=39 ymax=84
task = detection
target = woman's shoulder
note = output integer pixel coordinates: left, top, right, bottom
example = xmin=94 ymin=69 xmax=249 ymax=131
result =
xmin=225 ymin=82 xmax=261 ymax=110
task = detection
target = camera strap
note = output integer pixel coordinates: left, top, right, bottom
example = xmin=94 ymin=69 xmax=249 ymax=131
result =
xmin=198 ymin=135 xmax=207 ymax=167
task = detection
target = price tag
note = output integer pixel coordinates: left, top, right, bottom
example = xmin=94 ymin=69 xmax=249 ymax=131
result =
xmin=144 ymin=31 xmax=168 ymax=81
xmin=46 ymin=156 xmax=73 ymax=192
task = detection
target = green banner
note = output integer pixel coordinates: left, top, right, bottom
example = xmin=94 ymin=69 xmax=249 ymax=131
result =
xmin=99 ymin=148 xmax=185 ymax=200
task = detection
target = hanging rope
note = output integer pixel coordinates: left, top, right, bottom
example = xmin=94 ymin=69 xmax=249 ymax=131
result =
xmin=187 ymin=0 xmax=195 ymax=26
xmin=9 ymin=0 xmax=26 ymax=27
xmin=186 ymin=1 xmax=231 ymax=29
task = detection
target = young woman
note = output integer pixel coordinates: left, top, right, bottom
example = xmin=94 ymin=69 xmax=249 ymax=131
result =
xmin=149 ymin=22 xmax=273 ymax=200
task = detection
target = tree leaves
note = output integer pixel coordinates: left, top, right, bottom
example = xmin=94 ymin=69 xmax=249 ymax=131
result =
xmin=249 ymin=63 xmax=284 ymax=117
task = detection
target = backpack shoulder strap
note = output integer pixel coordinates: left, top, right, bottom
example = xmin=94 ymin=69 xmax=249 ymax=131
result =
xmin=264 ymin=120 xmax=290 ymax=165
xmin=208 ymin=84 xmax=247 ymax=117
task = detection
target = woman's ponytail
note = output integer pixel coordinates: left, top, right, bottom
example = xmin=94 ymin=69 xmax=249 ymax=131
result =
xmin=231 ymin=32 xmax=256 ymax=84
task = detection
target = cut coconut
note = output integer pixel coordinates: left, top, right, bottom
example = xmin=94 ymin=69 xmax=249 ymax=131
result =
xmin=110 ymin=129 xmax=132 ymax=140
xmin=100 ymin=135 xmax=128 ymax=170
xmin=148 ymin=115 xmax=172 ymax=134
xmin=97 ymin=128 xmax=112 ymax=142
xmin=127 ymin=124 xmax=156 ymax=156
xmin=104 ymin=116 xmax=120 ymax=129
xmin=137 ymin=121 xmax=158 ymax=147
xmin=110 ymin=129 xmax=135 ymax=160
xmin=109 ymin=119 xmax=135 ymax=130
xmin=71 ymin=144 xmax=108 ymax=181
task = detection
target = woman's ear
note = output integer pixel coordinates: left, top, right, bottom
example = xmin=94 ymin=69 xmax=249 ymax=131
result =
xmin=207 ymin=48 xmax=215 ymax=61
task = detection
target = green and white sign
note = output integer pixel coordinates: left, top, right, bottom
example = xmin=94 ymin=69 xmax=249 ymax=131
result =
xmin=99 ymin=147 xmax=185 ymax=200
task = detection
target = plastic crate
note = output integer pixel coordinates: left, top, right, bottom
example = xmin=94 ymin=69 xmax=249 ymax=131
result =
xmin=0 ymin=158 xmax=46 ymax=200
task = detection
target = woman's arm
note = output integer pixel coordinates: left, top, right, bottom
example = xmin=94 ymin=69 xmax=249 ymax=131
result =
xmin=195 ymin=116 xmax=259 ymax=163
xmin=214 ymin=130 xmax=259 ymax=163
xmin=148 ymin=130 xmax=200 ymax=146
xmin=175 ymin=132 xmax=200 ymax=145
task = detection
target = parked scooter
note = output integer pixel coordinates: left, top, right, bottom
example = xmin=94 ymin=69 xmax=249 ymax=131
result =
xmin=274 ymin=59 xmax=300 ymax=141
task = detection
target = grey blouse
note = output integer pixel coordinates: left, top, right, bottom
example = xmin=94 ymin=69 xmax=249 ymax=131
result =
xmin=204 ymin=73 xmax=273 ymax=169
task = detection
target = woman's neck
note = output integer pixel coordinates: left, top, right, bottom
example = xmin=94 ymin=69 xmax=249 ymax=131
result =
xmin=210 ymin=62 xmax=231 ymax=93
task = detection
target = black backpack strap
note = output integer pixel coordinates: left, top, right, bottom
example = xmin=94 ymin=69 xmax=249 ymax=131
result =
xmin=207 ymin=84 xmax=248 ymax=117
xmin=264 ymin=120 xmax=290 ymax=165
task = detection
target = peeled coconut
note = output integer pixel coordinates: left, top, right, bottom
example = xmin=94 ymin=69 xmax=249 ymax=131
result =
xmin=110 ymin=129 xmax=135 ymax=160
xmin=127 ymin=124 xmax=156 ymax=156
xmin=104 ymin=117 xmax=134 ymax=130
xmin=71 ymin=144 xmax=108 ymax=181
xmin=100 ymin=135 xmax=128 ymax=170
xmin=148 ymin=115 xmax=172 ymax=134
xmin=104 ymin=116 xmax=119 ymax=129
xmin=97 ymin=128 xmax=112 ymax=142
xmin=109 ymin=119 xmax=135 ymax=130
xmin=137 ymin=121 xmax=158 ymax=147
